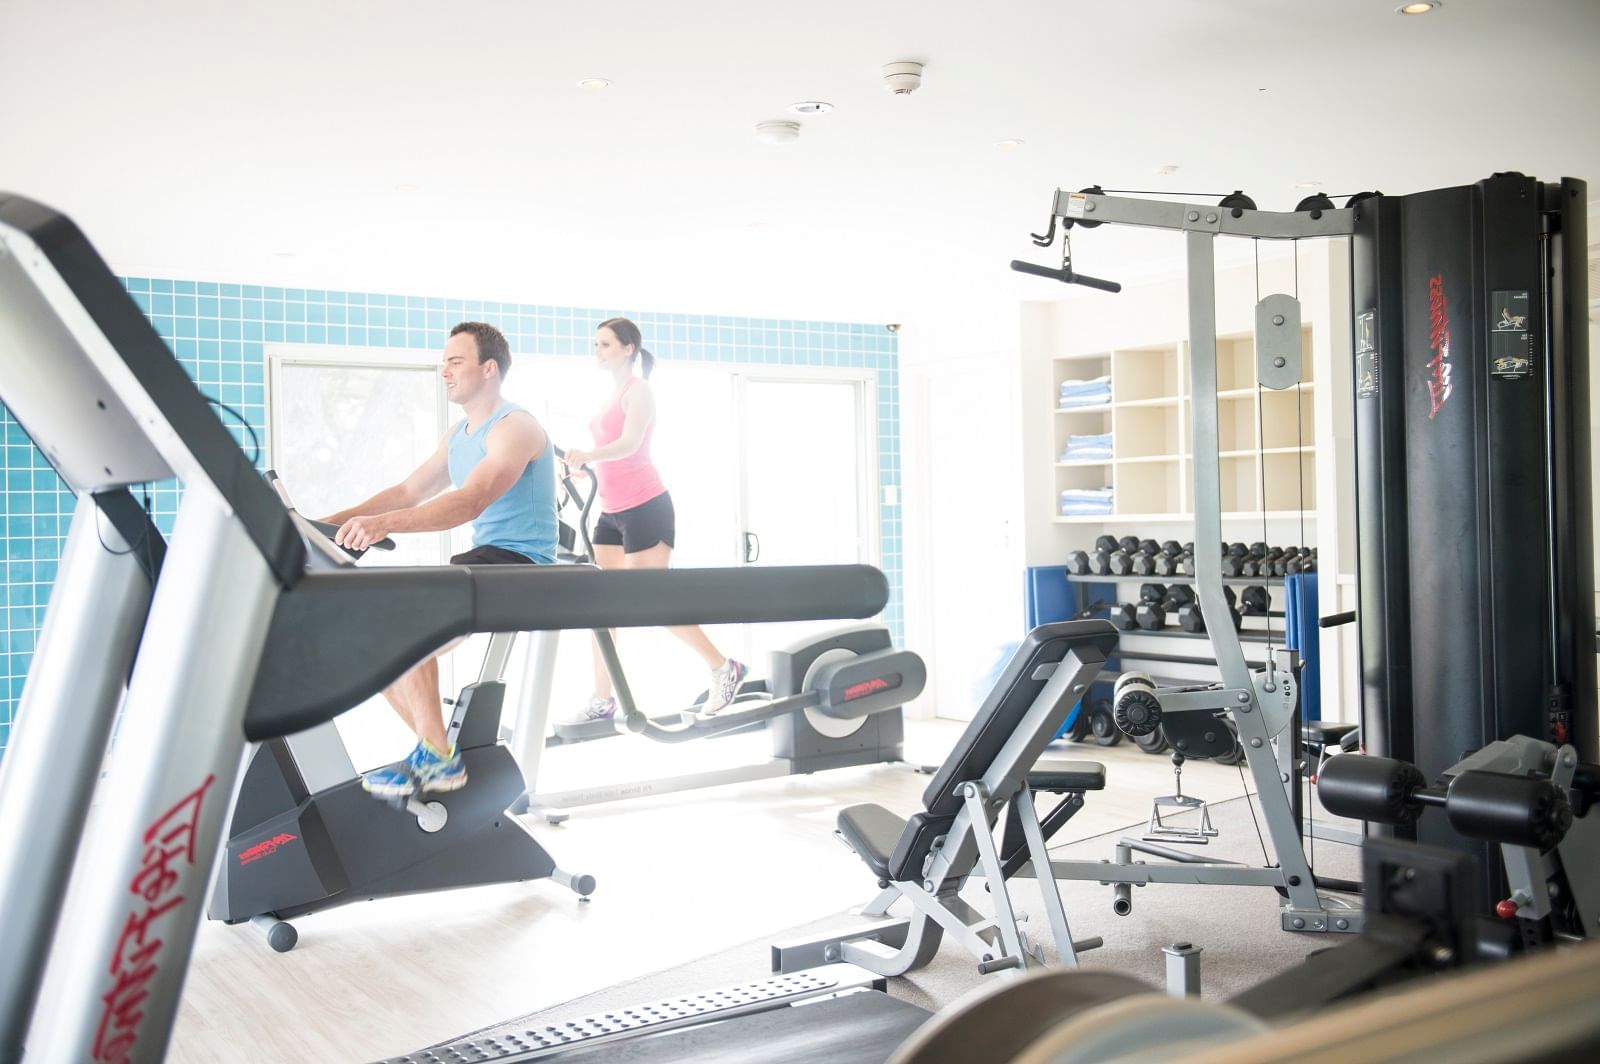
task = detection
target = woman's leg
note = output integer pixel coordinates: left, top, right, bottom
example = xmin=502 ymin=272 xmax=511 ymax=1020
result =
xmin=589 ymin=543 xmax=627 ymax=698
xmin=625 ymin=541 xmax=727 ymax=669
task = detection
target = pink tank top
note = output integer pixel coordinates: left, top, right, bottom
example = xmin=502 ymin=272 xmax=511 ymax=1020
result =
xmin=591 ymin=378 xmax=667 ymax=513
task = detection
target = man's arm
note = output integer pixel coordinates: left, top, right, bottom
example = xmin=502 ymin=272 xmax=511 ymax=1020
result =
xmin=334 ymin=413 xmax=548 ymax=549
xmin=321 ymin=436 xmax=453 ymax=526
xmin=566 ymin=383 xmax=654 ymax=466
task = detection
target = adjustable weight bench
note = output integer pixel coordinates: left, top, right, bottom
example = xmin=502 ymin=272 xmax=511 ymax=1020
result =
xmin=772 ymin=621 xmax=1119 ymax=978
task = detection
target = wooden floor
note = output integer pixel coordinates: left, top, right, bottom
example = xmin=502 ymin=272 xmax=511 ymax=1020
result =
xmin=146 ymin=719 xmax=1267 ymax=1063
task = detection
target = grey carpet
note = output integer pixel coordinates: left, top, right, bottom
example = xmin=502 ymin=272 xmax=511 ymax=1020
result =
xmin=445 ymin=793 xmax=1362 ymax=1049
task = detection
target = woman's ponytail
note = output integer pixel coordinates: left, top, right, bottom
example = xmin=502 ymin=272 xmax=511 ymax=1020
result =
xmin=597 ymin=316 xmax=655 ymax=378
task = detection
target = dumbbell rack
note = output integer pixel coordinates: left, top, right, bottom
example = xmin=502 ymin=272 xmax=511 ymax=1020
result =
xmin=1062 ymin=573 xmax=1299 ymax=760
xmin=1071 ymin=574 xmax=1292 ymax=640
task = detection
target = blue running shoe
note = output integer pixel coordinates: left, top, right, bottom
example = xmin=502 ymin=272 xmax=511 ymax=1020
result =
xmin=361 ymin=744 xmax=422 ymax=798
xmin=412 ymin=742 xmax=468 ymax=793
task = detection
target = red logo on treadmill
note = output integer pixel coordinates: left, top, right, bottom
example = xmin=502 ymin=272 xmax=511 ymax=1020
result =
xmin=843 ymin=677 xmax=892 ymax=701
xmin=1426 ymin=273 xmax=1452 ymax=419
xmin=238 ymin=833 xmax=299 ymax=866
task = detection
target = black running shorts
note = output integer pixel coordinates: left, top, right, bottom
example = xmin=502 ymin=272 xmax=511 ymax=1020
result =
xmin=450 ymin=545 xmax=535 ymax=565
xmin=592 ymin=491 xmax=676 ymax=553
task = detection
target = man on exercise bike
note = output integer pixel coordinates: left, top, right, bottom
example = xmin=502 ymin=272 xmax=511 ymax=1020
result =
xmin=322 ymin=321 xmax=557 ymax=797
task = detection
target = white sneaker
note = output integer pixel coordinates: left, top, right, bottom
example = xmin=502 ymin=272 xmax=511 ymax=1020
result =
xmin=564 ymin=696 xmax=617 ymax=724
xmin=699 ymin=660 xmax=749 ymax=717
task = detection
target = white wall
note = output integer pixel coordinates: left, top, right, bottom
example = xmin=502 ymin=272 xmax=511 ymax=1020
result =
xmin=896 ymin=301 xmax=1026 ymax=720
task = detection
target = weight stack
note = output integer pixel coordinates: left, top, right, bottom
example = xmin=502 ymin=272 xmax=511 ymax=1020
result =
xmin=1351 ymin=173 xmax=1595 ymax=901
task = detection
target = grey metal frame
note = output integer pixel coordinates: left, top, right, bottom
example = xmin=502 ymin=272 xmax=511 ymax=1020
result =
xmin=30 ymin=490 xmax=281 ymax=1063
xmin=0 ymin=494 xmax=152 ymax=1050
xmin=774 ymin=644 xmax=1110 ymax=977
xmin=1022 ymin=191 xmax=1362 ymax=933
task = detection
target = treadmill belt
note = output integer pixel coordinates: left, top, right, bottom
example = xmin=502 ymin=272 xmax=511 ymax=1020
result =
xmin=548 ymin=991 xmax=931 ymax=1064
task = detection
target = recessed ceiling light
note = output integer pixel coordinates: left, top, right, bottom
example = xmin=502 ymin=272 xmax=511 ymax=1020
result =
xmin=272 ymin=251 xmax=297 ymax=258
xmin=1154 ymin=164 xmax=1179 ymax=176
xmin=788 ymin=101 xmax=834 ymax=115
xmin=576 ymin=77 xmax=611 ymax=90
xmin=1396 ymin=1 xmax=1440 ymax=13
xmin=1294 ymin=181 xmax=1321 ymax=189
xmin=995 ymin=139 xmax=1024 ymax=149
xmin=395 ymin=183 xmax=419 ymax=193
xmin=755 ymin=120 xmax=801 ymax=145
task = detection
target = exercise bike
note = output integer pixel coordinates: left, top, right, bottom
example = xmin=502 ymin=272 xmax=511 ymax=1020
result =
xmin=207 ymin=474 xmax=594 ymax=952
xmin=506 ymin=453 xmax=926 ymax=819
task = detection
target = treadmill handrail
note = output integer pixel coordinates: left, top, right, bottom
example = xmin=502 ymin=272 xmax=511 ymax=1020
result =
xmin=244 ymin=562 xmax=889 ymax=740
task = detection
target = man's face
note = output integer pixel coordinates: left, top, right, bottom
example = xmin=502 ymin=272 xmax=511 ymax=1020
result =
xmin=441 ymin=332 xmax=492 ymax=404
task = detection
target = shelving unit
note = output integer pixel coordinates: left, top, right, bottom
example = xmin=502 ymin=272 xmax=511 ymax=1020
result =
xmin=1051 ymin=328 xmax=1317 ymax=524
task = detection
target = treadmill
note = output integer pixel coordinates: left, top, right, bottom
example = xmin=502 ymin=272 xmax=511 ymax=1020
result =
xmin=0 ymin=192 xmax=895 ymax=1064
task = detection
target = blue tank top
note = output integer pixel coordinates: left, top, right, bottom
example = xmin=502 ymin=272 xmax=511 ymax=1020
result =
xmin=447 ymin=402 xmax=557 ymax=564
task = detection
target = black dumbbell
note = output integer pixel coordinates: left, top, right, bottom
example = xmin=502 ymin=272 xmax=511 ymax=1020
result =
xmin=1108 ymin=603 xmax=1138 ymax=630
xmin=1178 ymin=541 xmax=1196 ymax=576
xmin=1220 ymin=542 xmax=1248 ymax=578
xmin=1177 ymin=588 xmax=1240 ymax=633
xmin=1239 ymin=585 xmax=1270 ymax=616
xmin=1145 ymin=586 xmax=1200 ymax=629
xmin=1129 ymin=539 xmax=1162 ymax=576
xmin=1091 ymin=534 xmax=1118 ymax=575
xmin=1239 ymin=543 xmax=1273 ymax=578
xmin=1066 ymin=550 xmax=1091 ymax=576
xmin=1152 ymin=540 xmax=1182 ymax=577
xmin=1134 ymin=582 xmax=1170 ymax=630
xmin=1287 ymin=547 xmax=1318 ymax=574
xmin=1111 ymin=537 xmax=1154 ymax=576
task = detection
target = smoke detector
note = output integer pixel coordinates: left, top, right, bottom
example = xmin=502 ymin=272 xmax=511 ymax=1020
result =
xmin=882 ymin=61 xmax=923 ymax=95
xmin=755 ymin=120 xmax=801 ymax=144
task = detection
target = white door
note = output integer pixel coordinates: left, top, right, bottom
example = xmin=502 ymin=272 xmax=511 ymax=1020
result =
xmin=734 ymin=376 xmax=872 ymax=662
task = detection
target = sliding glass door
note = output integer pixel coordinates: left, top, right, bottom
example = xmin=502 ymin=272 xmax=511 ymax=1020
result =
xmin=272 ymin=347 xmax=877 ymax=729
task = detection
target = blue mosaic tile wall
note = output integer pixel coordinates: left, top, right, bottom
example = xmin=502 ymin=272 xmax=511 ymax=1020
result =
xmin=0 ymin=280 xmax=901 ymax=764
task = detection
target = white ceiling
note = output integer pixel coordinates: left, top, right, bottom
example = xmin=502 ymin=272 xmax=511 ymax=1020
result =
xmin=2 ymin=0 xmax=1597 ymax=322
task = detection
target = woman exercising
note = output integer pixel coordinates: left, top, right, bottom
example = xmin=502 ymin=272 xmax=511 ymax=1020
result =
xmin=562 ymin=317 xmax=747 ymax=721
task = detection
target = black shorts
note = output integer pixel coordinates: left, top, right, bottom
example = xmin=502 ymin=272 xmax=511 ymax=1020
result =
xmin=592 ymin=491 xmax=675 ymax=553
xmin=450 ymin=545 xmax=535 ymax=565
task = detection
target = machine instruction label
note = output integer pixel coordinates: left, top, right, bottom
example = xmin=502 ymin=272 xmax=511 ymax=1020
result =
xmin=1489 ymin=289 xmax=1533 ymax=381
xmin=1355 ymin=310 xmax=1378 ymax=399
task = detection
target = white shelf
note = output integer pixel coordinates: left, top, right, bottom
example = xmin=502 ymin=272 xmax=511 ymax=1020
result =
xmin=1052 ymin=511 xmax=1318 ymax=525
xmin=1052 ymin=335 xmax=1319 ymax=536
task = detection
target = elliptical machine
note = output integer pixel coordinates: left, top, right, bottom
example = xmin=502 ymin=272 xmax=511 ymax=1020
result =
xmin=208 ymin=475 xmax=593 ymax=952
xmin=507 ymin=454 xmax=925 ymax=818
